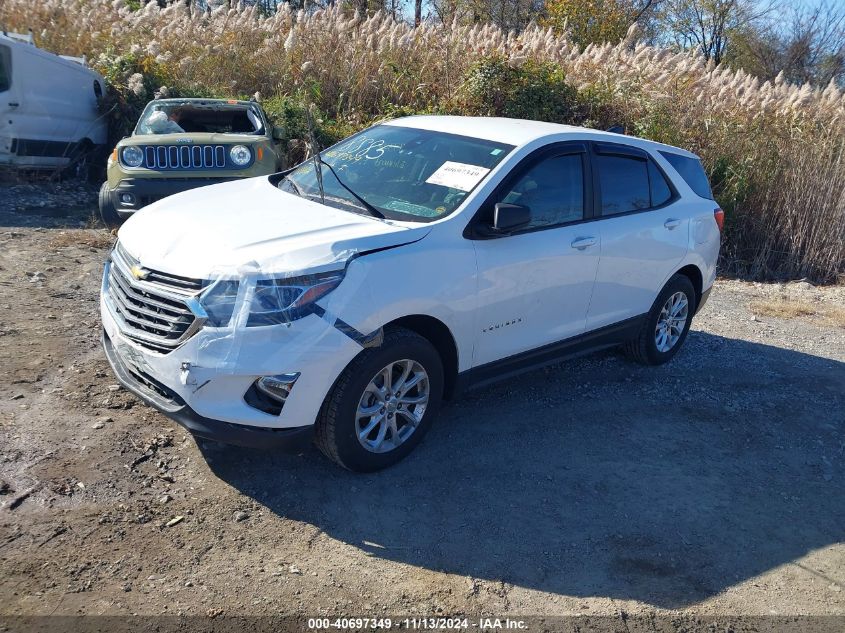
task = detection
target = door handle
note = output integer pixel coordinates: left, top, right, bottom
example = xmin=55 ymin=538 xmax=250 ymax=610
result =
xmin=664 ymin=218 xmax=682 ymax=230
xmin=8 ymin=103 xmax=19 ymax=108
xmin=570 ymin=237 xmax=597 ymax=250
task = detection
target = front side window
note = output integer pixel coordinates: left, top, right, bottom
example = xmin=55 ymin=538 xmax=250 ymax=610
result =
xmin=0 ymin=45 xmax=11 ymax=93
xmin=499 ymin=154 xmax=585 ymax=229
xmin=279 ymin=125 xmax=514 ymax=223
xmin=597 ymin=154 xmax=651 ymax=215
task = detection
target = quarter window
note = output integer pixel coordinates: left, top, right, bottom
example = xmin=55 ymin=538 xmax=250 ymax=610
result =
xmin=500 ymin=153 xmax=585 ymax=229
xmin=659 ymin=151 xmax=714 ymax=199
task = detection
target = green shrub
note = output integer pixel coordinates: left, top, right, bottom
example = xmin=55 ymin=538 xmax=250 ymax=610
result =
xmin=455 ymin=58 xmax=584 ymax=124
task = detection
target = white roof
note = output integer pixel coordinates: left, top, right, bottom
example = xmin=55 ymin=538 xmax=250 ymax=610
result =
xmin=386 ymin=115 xmax=698 ymax=158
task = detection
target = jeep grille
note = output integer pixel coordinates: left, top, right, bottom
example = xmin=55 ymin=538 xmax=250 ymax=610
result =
xmin=140 ymin=144 xmax=229 ymax=170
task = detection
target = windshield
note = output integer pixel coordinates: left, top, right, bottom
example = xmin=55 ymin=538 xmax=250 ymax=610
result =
xmin=135 ymin=101 xmax=265 ymax=135
xmin=278 ymin=125 xmax=514 ymax=222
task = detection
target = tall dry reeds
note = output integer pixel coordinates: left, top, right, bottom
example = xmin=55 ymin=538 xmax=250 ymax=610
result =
xmin=1 ymin=1 xmax=843 ymax=281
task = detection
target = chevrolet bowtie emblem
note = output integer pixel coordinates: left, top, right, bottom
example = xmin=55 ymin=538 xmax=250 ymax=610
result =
xmin=130 ymin=265 xmax=149 ymax=280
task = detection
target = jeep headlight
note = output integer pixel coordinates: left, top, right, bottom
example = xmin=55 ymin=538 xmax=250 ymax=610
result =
xmin=121 ymin=146 xmax=144 ymax=168
xmin=247 ymin=270 xmax=344 ymax=327
xmin=229 ymin=145 xmax=251 ymax=167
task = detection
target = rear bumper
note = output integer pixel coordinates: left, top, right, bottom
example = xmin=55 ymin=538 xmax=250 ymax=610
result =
xmin=111 ymin=177 xmax=237 ymax=216
xmin=101 ymin=329 xmax=314 ymax=451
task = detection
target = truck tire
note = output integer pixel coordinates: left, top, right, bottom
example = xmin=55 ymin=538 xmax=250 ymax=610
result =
xmin=98 ymin=182 xmax=122 ymax=229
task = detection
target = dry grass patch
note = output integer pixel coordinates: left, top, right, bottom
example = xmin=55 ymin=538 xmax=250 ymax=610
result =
xmin=750 ymin=298 xmax=818 ymax=318
xmin=48 ymin=230 xmax=114 ymax=250
xmin=750 ymin=298 xmax=845 ymax=327
xmin=823 ymin=305 xmax=845 ymax=328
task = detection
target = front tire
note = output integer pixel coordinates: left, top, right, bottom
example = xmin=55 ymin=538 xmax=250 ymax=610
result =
xmin=98 ymin=182 xmax=122 ymax=229
xmin=624 ymin=274 xmax=696 ymax=366
xmin=315 ymin=327 xmax=444 ymax=472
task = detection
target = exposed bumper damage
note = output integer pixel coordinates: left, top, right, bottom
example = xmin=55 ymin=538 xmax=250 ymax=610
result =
xmin=101 ymin=329 xmax=313 ymax=450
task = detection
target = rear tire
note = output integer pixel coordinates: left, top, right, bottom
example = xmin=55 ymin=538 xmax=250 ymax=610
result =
xmin=98 ymin=182 xmax=122 ymax=229
xmin=624 ymin=274 xmax=696 ymax=366
xmin=315 ymin=327 xmax=444 ymax=472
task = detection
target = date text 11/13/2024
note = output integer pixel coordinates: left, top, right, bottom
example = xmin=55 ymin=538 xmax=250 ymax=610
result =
xmin=307 ymin=617 xmax=528 ymax=630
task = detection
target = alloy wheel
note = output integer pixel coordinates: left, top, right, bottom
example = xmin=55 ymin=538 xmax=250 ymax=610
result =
xmin=655 ymin=291 xmax=689 ymax=353
xmin=355 ymin=359 xmax=430 ymax=453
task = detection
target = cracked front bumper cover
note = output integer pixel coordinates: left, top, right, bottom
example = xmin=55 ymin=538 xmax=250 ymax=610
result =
xmin=102 ymin=329 xmax=314 ymax=451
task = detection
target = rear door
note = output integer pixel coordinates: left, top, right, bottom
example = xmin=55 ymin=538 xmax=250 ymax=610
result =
xmin=470 ymin=142 xmax=600 ymax=366
xmin=585 ymin=142 xmax=690 ymax=331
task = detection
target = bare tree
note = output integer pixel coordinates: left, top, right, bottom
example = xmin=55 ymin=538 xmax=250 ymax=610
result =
xmin=778 ymin=1 xmax=845 ymax=85
xmin=660 ymin=0 xmax=778 ymax=64
xmin=429 ymin=0 xmax=542 ymax=31
xmin=725 ymin=1 xmax=845 ymax=85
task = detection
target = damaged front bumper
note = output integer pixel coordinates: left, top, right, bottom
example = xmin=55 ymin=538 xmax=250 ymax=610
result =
xmin=102 ymin=329 xmax=313 ymax=450
xmin=99 ymin=270 xmax=366 ymax=449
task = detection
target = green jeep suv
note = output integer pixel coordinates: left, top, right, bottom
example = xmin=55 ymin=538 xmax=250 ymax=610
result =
xmin=99 ymin=98 xmax=283 ymax=226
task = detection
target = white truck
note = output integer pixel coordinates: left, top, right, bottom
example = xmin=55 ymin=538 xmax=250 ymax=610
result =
xmin=0 ymin=31 xmax=108 ymax=172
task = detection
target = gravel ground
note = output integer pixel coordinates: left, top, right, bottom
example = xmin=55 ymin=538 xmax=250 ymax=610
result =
xmin=0 ymin=185 xmax=843 ymax=630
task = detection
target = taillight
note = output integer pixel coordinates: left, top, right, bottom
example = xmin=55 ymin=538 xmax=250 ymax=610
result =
xmin=714 ymin=208 xmax=725 ymax=232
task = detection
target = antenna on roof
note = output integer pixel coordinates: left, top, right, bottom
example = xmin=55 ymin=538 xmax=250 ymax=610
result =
xmin=606 ymin=125 xmax=625 ymax=135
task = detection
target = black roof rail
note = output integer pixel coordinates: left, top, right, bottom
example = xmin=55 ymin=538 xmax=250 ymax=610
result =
xmin=606 ymin=125 xmax=625 ymax=134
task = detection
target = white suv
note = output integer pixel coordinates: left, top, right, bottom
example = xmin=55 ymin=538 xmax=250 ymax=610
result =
xmin=100 ymin=116 xmax=721 ymax=471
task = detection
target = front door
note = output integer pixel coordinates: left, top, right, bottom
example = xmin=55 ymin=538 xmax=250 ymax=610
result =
xmin=470 ymin=145 xmax=600 ymax=367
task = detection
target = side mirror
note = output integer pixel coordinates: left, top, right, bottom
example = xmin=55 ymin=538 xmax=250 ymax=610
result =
xmin=493 ymin=202 xmax=530 ymax=232
xmin=272 ymin=126 xmax=285 ymax=141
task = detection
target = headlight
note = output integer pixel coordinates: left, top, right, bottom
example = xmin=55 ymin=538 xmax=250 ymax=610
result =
xmin=229 ymin=145 xmax=251 ymax=167
xmin=199 ymin=279 xmax=240 ymax=327
xmin=121 ymin=146 xmax=144 ymax=168
xmin=247 ymin=270 xmax=344 ymax=327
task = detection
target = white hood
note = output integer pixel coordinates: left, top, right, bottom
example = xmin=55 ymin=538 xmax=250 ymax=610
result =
xmin=117 ymin=177 xmax=430 ymax=279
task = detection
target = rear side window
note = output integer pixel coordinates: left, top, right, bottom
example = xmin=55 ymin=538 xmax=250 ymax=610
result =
xmin=660 ymin=151 xmax=713 ymax=199
xmin=0 ymin=45 xmax=11 ymax=93
xmin=597 ymin=154 xmax=650 ymax=215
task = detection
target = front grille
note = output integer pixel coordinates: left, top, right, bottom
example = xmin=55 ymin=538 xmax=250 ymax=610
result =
xmin=105 ymin=244 xmax=206 ymax=354
xmin=139 ymin=144 xmax=229 ymax=170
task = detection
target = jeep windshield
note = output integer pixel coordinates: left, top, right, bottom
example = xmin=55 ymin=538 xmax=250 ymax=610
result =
xmin=278 ymin=125 xmax=514 ymax=223
xmin=135 ymin=100 xmax=265 ymax=135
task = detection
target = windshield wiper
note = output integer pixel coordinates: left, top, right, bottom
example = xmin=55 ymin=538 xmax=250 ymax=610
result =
xmin=280 ymin=176 xmax=304 ymax=197
xmin=315 ymin=155 xmax=385 ymax=219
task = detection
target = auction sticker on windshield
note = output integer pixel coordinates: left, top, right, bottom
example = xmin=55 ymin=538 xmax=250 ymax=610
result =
xmin=425 ymin=161 xmax=490 ymax=192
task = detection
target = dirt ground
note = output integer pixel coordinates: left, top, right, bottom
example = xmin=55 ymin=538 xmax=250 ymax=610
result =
xmin=1 ymin=184 xmax=844 ymax=630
